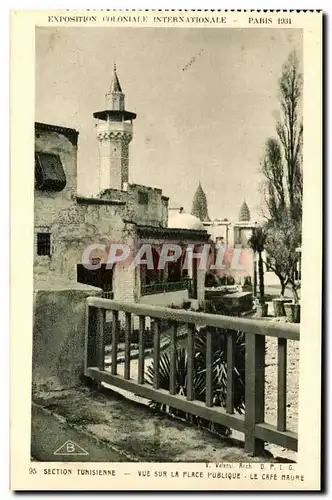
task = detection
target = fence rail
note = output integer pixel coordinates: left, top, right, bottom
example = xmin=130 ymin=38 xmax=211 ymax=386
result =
xmin=84 ymin=297 xmax=299 ymax=455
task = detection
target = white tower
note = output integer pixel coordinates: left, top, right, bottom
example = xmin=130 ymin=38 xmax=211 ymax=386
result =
xmin=94 ymin=64 xmax=136 ymax=192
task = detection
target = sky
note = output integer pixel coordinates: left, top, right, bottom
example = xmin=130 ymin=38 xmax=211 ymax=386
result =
xmin=35 ymin=27 xmax=302 ymax=221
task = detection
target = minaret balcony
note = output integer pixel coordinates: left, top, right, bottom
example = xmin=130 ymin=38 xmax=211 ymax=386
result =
xmin=96 ymin=120 xmax=133 ymax=136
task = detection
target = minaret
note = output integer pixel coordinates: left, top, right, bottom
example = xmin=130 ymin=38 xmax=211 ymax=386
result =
xmin=94 ymin=64 xmax=136 ymax=192
xmin=239 ymin=199 xmax=251 ymax=221
xmin=191 ymin=182 xmax=211 ymax=222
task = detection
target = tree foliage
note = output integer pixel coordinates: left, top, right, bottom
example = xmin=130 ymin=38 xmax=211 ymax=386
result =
xmin=264 ymin=214 xmax=301 ymax=300
xmin=261 ymin=51 xmax=303 ymax=300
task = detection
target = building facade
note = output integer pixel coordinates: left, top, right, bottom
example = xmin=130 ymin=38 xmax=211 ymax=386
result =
xmin=34 ymin=66 xmax=209 ymax=307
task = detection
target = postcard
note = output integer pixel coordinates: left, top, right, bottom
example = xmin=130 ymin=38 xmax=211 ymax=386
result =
xmin=10 ymin=10 xmax=322 ymax=491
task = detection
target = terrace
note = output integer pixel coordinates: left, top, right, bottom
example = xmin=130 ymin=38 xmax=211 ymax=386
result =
xmin=85 ymin=298 xmax=299 ymax=456
xmin=31 ymin=283 xmax=299 ymax=463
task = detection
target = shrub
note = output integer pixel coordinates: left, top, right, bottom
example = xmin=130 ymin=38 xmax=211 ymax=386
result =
xmin=145 ymin=325 xmax=245 ymax=436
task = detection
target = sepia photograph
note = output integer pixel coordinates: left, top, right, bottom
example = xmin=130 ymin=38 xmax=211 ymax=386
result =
xmin=10 ymin=10 xmax=322 ymax=491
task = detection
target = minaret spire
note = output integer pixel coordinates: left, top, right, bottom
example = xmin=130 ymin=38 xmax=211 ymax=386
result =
xmin=191 ymin=182 xmax=211 ymax=222
xmin=109 ymin=63 xmax=123 ymax=94
xmin=239 ymin=199 xmax=251 ymax=221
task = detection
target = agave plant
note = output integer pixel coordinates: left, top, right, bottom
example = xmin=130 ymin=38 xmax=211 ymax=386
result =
xmin=145 ymin=325 xmax=245 ymax=437
xmin=194 ymin=326 xmax=245 ymax=413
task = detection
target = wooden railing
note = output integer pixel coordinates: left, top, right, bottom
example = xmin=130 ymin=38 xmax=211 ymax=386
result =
xmin=84 ymin=297 xmax=300 ymax=456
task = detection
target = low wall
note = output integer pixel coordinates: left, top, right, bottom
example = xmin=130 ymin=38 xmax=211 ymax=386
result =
xmin=205 ymin=291 xmax=253 ymax=315
xmin=32 ymin=281 xmax=102 ymax=393
xmin=139 ymin=289 xmax=189 ymax=307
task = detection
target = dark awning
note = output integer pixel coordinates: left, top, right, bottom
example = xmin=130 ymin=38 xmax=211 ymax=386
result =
xmin=35 ymin=152 xmax=66 ymax=191
xmin=136 ymin=224 xmax=210 ymax=243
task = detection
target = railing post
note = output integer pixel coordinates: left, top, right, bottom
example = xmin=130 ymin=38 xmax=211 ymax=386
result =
xmin=96 ymin=308 xmax=105 ymax=371
xmin=85 ymin=305 xmax=104 ymax=370
xmin=187 ymin=324 xmax=195 ymax=401
xmin=244 ymin=333 xmax=265 ymax=455
xmin=138 ymin=316 xmax=145 ymax=384
xmin=226 ymin=331 xmax=236 ymax=414
xmin=111 ymin=310 xmax=119 ymax=375
xmin=153 ymin=320 xmax=161 ymax=389
xmin=169 ymin=322 xmax=177 ymax=395
xmin=277 ymin=337 xmax=287 ymax=431
xmin=84 ymin=303 xmax=90 ymax=374
xmin=124 ymin=312 xmax=131 ymax=380
xmin=205 ymin=328 xmax=213 ymax=407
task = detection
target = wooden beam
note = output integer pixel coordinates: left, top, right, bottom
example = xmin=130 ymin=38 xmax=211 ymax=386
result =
xmin=111 ymin=310 xmax=118 ymax=376
xmin=138 ymin=316 xmax=145 ymax=384
xmin=96 ymin=308 xmax=105 ymax=371
xmin=153 ymin=320 xmax=161 ymax=390
xmin=86 ymin=297 xmax=300 ymax=341
xmin=226 ymin=331 xmax=236 ymax=414
xmin=206 ymin=329 xmax=213 ymax=407
xmin=85 ymin=306 xmax=101 ymax=372
xmin=124 ymin=312 xmax=131 ymax=380
xmin=169 ymin=322 xmax=177 ymax=395
xmin=84 ymin=303 xmax=90 ymax=374
xmin=187 ymin=324 xmax=195 ymax=401
xmin=244 ymin=334 xmax=266 ymax=455
xmin=255 ymin=422 xmax=298 ymax=452
xmin=277 ymin=337 xmax=287 ymax=431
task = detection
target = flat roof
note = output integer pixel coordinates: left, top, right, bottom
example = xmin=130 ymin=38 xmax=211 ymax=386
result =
xmin=76 ymin=196 xmax=126 ymax=206
xmin=35 ymin=122 xmax=79 ymax=146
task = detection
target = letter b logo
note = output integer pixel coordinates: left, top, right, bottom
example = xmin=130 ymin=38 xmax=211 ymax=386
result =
xmin=53 ymin=440 xmax=89 ymax=456
xmin=66 ymin=442 xmax=76 ymax=453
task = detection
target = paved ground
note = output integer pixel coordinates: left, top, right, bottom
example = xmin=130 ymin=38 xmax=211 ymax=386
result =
xmin=263 ymin=300 xmax=299 ymax=433
xmin=265 ymin=337 xmax=299 ymax=433
xmin=265 ymin=285 xmax=300 ymax=301
xmin=34 ymin=388 xmax=290 ymax=463
xmin=263 ymin=302 xmax=299 ymax=436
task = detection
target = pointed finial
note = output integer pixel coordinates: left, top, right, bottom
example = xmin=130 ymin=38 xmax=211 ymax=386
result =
xmin=109 ymin=64 xmax=123 ymax=93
